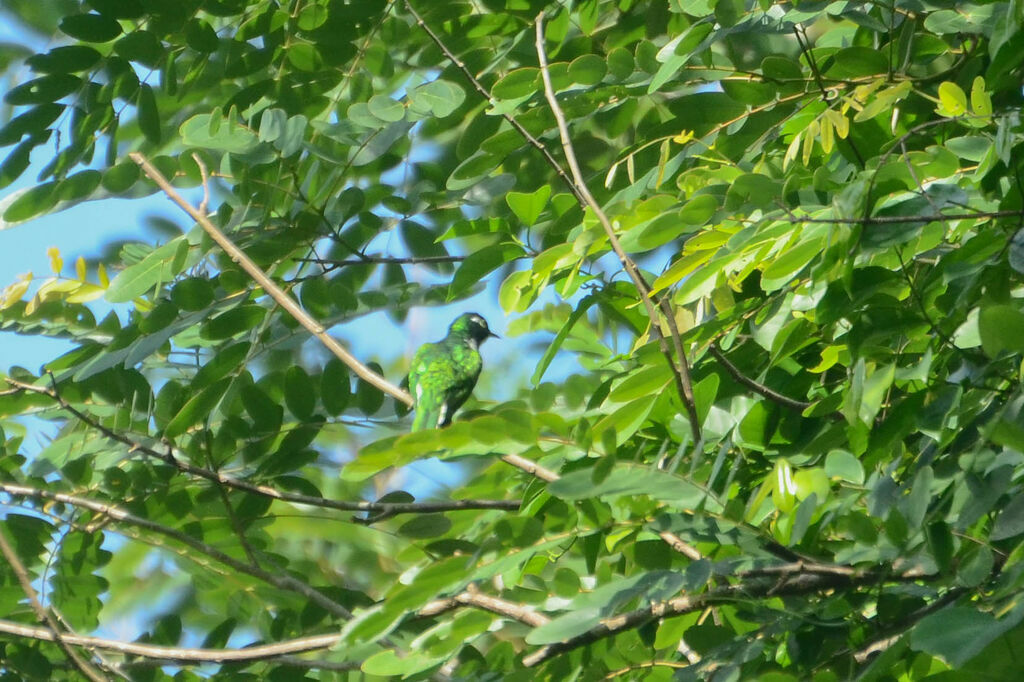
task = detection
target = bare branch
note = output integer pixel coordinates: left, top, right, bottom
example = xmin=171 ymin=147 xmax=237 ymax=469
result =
xmin=500 ymin=453 xmax=559 ymax=483
xmin=420 ymin=585 xmax=550 ymax=628
xmin=0 ymin=528 xmax=108 ymax=682
xmin=707 ymin=345 xmax=811 ymax=412
xmin=5 ymin=378 xmax=520 ymax=517
xmin=297 ymin=255 xmax=468 ymax=267
xmin=533 ymin=15 xmax=701 ymax=445
xmin=129 ymin=152 xmax=413 ymax=407
xmin=0 ymin=618 xmax=341 ymax=664
xmin=657 ymin=531 xmax=704 ymax=562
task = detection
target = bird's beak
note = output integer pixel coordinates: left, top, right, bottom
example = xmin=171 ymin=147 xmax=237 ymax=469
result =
xmin=489 ymin=331 xmax=500 ymax=339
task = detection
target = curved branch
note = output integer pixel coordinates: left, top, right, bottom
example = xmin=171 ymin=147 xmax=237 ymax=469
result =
xmin=419 ymin=585 xmax=550 ymax=628
xmin=532 ymin=15 xmax=701 ymax=445
xmin=0 ymin=618 xmax=340 ymax=664
xmin=129 ymin=152 xmax=413 ymax=407
xmin=522 ymin=568 xmax=936 ymax=667
xmin=5 ymin=378 xmax=522 ymax=516
xmin=707 ymin=345 xmax=811 ymax=412
xmin=0 ymin=482 xmax=352 ymax=620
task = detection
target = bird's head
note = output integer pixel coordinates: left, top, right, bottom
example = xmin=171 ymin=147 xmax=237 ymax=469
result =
xmin=450 ymin=312 xmax=499 ymax=345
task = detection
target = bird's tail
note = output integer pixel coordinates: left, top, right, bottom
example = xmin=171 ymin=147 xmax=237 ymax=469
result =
xmin=411 ymin=405 xmax=440 ymax=431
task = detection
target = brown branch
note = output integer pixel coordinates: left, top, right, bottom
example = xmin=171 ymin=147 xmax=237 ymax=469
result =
xmin=129 ymin=152 xmax=413 ymax=407
xmin=500 ymin=452 xmax=559 ymax=483
xmin=297 ymin=255 xmax=468 ymax=267
xmin=419 ymin=585 xmax=550 ymax=628
xmin=522 ymin=568 xmax=936 ymax=667
xmin=0 ymin=618 xmax=340 ymax=664
xmin=5 ymin=377 xmax=521 ymax=517
xmin=708 ymin=345 xmax=811 ymax=412
xmin=0 ymin=528 xmax=108 ymax=682
xmin=533 ymin=15 xmax=701 ymax=445
xmin=0 ymin=481 xmax=352 ymax=620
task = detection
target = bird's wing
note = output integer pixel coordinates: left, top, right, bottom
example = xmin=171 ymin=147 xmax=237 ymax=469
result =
xmin=408 ymin=342 xmax=445 ymax=430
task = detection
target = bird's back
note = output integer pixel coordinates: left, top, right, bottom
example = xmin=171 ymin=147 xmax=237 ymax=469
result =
xmin=408 ymin=337 xmax=482 ymax=430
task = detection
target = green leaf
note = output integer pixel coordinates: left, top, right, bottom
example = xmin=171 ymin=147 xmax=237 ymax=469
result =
xmin=201 ymin=305 xmax=268 ymax=340
xmin=568 ymin=54 xmax=607 ymax=85
xmin=180 ymin=111 xmax=259 ymax=154
xmin=241 ymin=385 xmax=283 ymax=434
xmin=824 ymin=450 xmax=864 ymax=484
xmin=105 ymin=239 xmax=188 ymax=303
xmin=911 ymin=604 xmax=1024 ymax=667
xmin=367 ymin=94 xmax=405 ymax=123
xmin=163 ymin=378 xmax=231 ymax=439
xmin=284 ymin=366 xmax=316 ymax=420
xmin=136 ymin=84 xmax=161 ymax=144
xmin=286 ymin=43 xmax=323 ymax=71
xmin=826 ymin=47 xmax=887 ymax=78
xmin=27 ymin=46 xmax=102 ymax=73
xmin=506 ymin=185 xmax=551 ymax=225
xmin=1 ymin=182 xmax=58 ymax=224
xmin=448 ymin=244 xmax=522 ymax=301
xmin=4 ymin=74 xmax=80 ymax=105
xmin=397 ymin=514 xmax=452 ymax=538
xmin=978 ymin=305 xmax=1024 ymax=357
xmin=937 ymin=81 xmax=968 ymax=116
xmin=321 ymin=359 xmax=351 ymax=416
xmin=408 ymin=79 xmax=466 ymax=118
xmin=492 ymin=67 xmax=540 ymax=99
xmin=991 ymin=494 xmax=1024 ymax=541
xmin=59 ymin=13 xmax=122 ymax=42
xmin=761 ymin=234 xmax=825 ymax=290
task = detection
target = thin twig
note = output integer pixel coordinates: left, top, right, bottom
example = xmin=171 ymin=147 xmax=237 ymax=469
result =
xmin=0 ymin=528 xmax=108 ymax=682
xmin=403 ymin=1 xmax=582 ymax=203
xmin=500 ymin=452 xmax=559 ymax=483
xmin=708 ymin=345 xmax=811 ymax=412
xmin=657 ymin=531 xmax=704 ymax=562
xmin=297 ymin=255 xmax=467 ymax=267
xmin=129 ymin=152 xmax=412 ymax=406
xmin=5 ymin=378 xmax=520 ymax=517
xmin=0 ymin=618 xmax=341 ymax=664
xmin=533 ymin=14 xmax=701 ymax=444
xmin=0 ymin=482 xmax=352 ymax=620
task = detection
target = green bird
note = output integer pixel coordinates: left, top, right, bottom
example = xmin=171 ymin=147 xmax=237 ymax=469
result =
xmin=408 ymin=312 xmax=498 ymax=431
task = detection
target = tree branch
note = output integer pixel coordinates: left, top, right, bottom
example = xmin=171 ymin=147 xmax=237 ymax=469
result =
xmin=129 ymin=152 xmax=413 ymax=407
xmin=0 ymin=527 xmax=108 ymax=682
xmin=419 ymin=584 xmax=550 ymax=628
xmin=296 ymin=255 xmax=468 ymax=267
xmin=522 ymin=567 xmax=936 ymax=667
xmin=4 ymin=378 xmax=522 ymax=517
xmin=0 ymin=481 xmax=352 ymax=619
xmin=0 ymin=618 xmax=341 ymax=664
xmin=707 ymin=345 xmax=811 ymax=412
xmin=533 ymin=15 xmax=701 ymax=446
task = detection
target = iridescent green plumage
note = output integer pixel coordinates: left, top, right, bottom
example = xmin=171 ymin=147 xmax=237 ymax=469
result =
xmin=408 ymin=313 xmax=497 ymax=431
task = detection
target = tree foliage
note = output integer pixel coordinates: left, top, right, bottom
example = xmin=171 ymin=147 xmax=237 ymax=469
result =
xmin=2 ymin=0 xmax=1024 ymax=679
